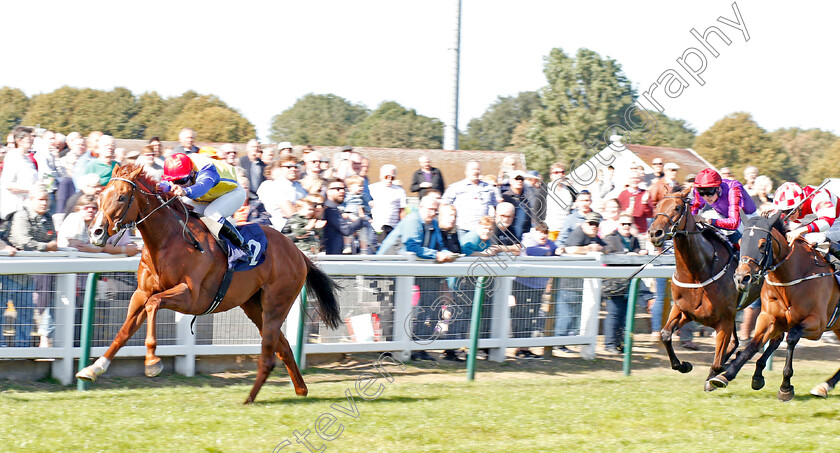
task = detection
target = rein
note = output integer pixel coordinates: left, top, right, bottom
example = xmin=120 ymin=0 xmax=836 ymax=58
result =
xmin=742 ymin=225 xmax=836 ymax=287
xmin=109 ymin=177 xmax=204 ymax=252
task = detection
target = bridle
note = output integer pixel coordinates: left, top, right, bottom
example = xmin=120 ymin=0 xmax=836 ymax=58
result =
xmin=740 ymin=224 xmax=833 ymax=287
xmin=103 ymin=176 xmax=203 ymax=251
xmin=653 ymin=194 xmax=704 ymax=240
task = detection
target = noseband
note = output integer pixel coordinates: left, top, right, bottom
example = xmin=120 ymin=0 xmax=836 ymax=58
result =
xmin=654 ymin=195 xmax=703 ymax=240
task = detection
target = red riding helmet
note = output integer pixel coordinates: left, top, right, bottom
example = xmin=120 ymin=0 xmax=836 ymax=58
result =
xmin=163 ymin=153 xmax=193 ymax=181
xmin=693 ymin=168 xmax=723 ymax=188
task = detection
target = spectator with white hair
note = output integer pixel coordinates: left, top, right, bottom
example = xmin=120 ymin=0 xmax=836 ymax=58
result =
xmin=411 ymin=155 xmax=445 ymax=198
xmin=173 ymin=127 xmax=199 ymax=154
xmin=257 ymin=156 xmax=307 ymax=231
xmin=239 ymin=139 xmax=265 ymax=196
xmin=369 ymin=164 xmax=407 ymax=242
xmin=751 ymin=175 xmax=774 ymax=213
xmin=441 ymin=160 xmax=497 ymax=233
xmin=137 ymin=143 xmax=165 ymax=182
xmin=743 ymin=166 xmax=760 ymax=196
xmin=83 ymin=135 xmax=118 ymax=187
xmin=219 ymin=144 xmax=240 ymax=169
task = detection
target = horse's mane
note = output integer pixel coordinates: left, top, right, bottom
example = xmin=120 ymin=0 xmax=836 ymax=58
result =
xmin=113 ymin=163 xmax=173 ymax=200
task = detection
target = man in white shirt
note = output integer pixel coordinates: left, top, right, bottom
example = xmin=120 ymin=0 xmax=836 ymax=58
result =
xmin=441 ymin=160 xmax=497 ymax=233
xmin=369 ymin=164 xmax=407 ymax=241
xmin=257 ymin=155 xmax=307 ymax=231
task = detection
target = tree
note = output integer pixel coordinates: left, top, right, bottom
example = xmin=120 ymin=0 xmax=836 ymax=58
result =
xmin=347 ymin=101 xmax=443 ymax=149
xmin=269 ymin=94 xmax=368 ymax=146
xmin=632 ymin=112 xmax=696 ymax=149
xmin=22 ymin=86 xmax=80 ymax=133
xmin=459 ymin=91 xmax=541 ymax=151
xmin=0 ymin=87 xmax=29 ymax=134
xmin=131 ymin=91 xmax=168 ymax=139
xmin=170 ymin=106 xmax=255 ymax=143
xmin=22 ymin=86 xmax=139 ymax=137
xmin=517 ymin=48 xmax=636 ymax=175
xmin=771 ymin=127 xmax=838 ymax=185
xmin=809 ymin=139 xmax=840 ymax=186
xmin=693 ymin=112 xmax=795 ymax=184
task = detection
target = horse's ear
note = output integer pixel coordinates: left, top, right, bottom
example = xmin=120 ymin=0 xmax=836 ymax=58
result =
xmin=769 ymin=210 xmax=785 ymax=231
xmin=111 ymin=164 xmax=121 ymax=178
xmin=678 ymin=186 xmax=692 ymax=198
xmin=128 ymin=164 xmax=144 ymax=180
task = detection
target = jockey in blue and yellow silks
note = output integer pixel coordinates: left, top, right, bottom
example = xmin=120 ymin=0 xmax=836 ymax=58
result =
xmin=158 ymin=152 xmax=251 ymax=259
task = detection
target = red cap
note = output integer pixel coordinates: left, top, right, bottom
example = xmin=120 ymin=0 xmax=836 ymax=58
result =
xmin=694 ymin=168 xmax=722 ymax=188
xmin=163 ymin=153 xmax=193 ymax=181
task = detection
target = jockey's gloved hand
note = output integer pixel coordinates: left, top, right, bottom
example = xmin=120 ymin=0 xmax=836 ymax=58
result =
xmin=693 ymin=214 xmax=707 ymax=225
xmin=157 ymin=181 xmax=172 ymax=193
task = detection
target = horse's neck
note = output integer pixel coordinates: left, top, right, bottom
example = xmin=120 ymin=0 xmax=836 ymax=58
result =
xmin=674 ymin=231 xmax=717 ymax=277
xmin=771 ymin=234 xmax=811 ymax=280
xmin=134 ymin=194 xmax=184 ymax=254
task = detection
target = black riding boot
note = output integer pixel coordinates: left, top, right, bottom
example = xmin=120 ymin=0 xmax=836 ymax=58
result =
xmin=219 ymin=218 xmax=252 ymax=261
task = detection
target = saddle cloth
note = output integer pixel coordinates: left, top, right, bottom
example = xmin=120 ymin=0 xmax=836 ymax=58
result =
xmin=199 ymin=217 xmax=267 ymax=271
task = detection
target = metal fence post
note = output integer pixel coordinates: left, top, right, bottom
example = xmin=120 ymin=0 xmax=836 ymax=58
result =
xmin=466 ymin=276 xmax=487 ymax=381
xmin=293 ymin=286 xmax=307 ymax=368
xmin=52 ymin=274 xmax=77 ymax=385
xmin=77 ymin=272 xmax=99 ymax=391
xmin=622 ymin=278 xmax=640 ymax=376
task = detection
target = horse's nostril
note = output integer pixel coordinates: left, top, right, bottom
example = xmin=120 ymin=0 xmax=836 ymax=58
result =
xmin=93 ymin=228 xmax=103 ymax=237
xmin=650 ymin=229 xmax=662 ymax=239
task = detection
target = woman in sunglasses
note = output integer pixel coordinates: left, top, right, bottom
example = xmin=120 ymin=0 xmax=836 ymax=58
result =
xmin=159 ymin=152 xmax=251 ymax=260
xmin=689 ymin=168 xmax=757 ymax=245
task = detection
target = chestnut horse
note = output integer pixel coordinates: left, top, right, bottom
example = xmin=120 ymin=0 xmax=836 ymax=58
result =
xmin=648 ymin=188 xmax=761 ymax=391
xmin=709 ymin=212 xmax=840 ymax=401
xmin=75 ymin=164 xmax=342 ymax=403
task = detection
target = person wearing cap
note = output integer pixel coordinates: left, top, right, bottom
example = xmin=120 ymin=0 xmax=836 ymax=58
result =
xmin=650 ymin=158 xmax=665 ymax=182
xmin=158 ymin=152 xmax=251 ymax=260
xmin=501 ymin=170 xmax=535 ymax=240
xmin=410 ymin=155 xmax=445 ymax=198
xmin=278 ymin=141 xmax=293 ymax=155
xmin=772 ymin=181 xmax=840 ymax=262
xmin=239 ymin=139 xmax=265 ymax=197
xmin=690 ymin=168 xmax=756 ymax=245
xmin=648 ymin=162 xmax=681 ymax=208
xmin=556 ymin=189 xmax=594 ymax=246
xmin=562 ymin=211 xmax=605 ymax=255
xmin=172 ymin=127 xmax=199 ymax=154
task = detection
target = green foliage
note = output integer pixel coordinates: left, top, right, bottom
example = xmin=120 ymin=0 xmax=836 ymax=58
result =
xmin=519 ymin=48 xmax=636 ymax=175
xmin=348 ymin=101 xmax=444 ymax=149
xmin=23 ymin=86 xmax=139 ymax=137
xmin=459 ymin=91 xmax=541 ymax=151
xmin=269 ymin=93 xmax=369 ymax=145
xmin=632 ymin=112 xmax=696 ymax=149
xmin=170 ymin=106 xmax=256 ymax=143
xmin=693 ymin=112 xmax=795 ymax=184
xmin=0 ymin=87 xmax=29 ymax=134
xmin=131 ymin=91 xmax=167 ymax=139
xmin=771 ymin=127 xmax=838 ymax=186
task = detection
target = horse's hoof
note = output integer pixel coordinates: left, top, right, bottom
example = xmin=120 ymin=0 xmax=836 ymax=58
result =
xmin=810 ymin=382 xmax=832 ymax=398
xmin=704 ymin=380 xmax=717 ymax=392
xmin=752 ymin=376 xmax=765 ymax=391
xmin=677 ymin=362 xmax=693 ymax=374
xmin=145 ymin=359 xmax=163 ymax=378
xmin=778 ymin=387 xmax=795 ymax=402
xmin=75 ymin=367 xmax=97 ymax=382
xmin=295 ymin=386 xmax=309 ymax=397
xmin=709 ymin=375 xmax=729 ymax=389
xmin=243 ymin=398 xmax=254 ymax=405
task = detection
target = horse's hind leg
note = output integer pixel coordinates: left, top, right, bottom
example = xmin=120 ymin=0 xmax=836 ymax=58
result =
xmin=778 ymin=324 xmax=804 ymax=402
xmin=752 ymin=335 xmax=783 ymax=390
xmin=661 ymin=306 xmax=692 ymax=373
xmin=811 ymin=328 xmax=840 ymax=398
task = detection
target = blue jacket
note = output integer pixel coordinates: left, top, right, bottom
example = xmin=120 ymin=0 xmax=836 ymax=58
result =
xmin=376 ymin=211 xmax=445 ymax=259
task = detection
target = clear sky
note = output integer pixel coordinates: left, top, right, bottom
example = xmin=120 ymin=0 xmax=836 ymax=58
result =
xmin=5 ymin=1 xmax=836 ymax=142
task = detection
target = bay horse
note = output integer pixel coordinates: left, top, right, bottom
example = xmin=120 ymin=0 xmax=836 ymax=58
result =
xmin=709 ymin=212 xmax=840 ymax=401
xmin=648 ymin=187 xmax=762 ymax=391
xmin=75 ymin=164 xmax=342 ymax=404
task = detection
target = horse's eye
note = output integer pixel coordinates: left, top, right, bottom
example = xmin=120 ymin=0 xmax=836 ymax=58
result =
xmin=118 ymin=195 xmax=126 ymax=203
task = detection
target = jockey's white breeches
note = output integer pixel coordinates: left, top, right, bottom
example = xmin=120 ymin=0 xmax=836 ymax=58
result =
xmin=181 ymin=187 xmax=246 ymax=222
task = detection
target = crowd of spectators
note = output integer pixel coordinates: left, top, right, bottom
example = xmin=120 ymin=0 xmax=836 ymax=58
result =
xmin=0 ymin=125 xmax=784 ymax=358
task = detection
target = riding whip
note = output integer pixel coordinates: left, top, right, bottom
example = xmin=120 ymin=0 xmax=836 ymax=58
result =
xmin=626 ymin=243 xmax=673 ymax=281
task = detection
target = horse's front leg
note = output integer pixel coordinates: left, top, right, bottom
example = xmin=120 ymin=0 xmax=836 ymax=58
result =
xmin=661 ymin=305 xmax=693 ymax=374
xmin=705 ymin=320 xmax=737 ymax=392
xmin=710 ymin=312 xmax=776 ymax=389
xmin=144 ymin=283 xmax=192 ymax=378
xmin=778 ymin=324 xmax=804 ymax=402
xmin=76 ymin=288 xmax=151 ymax=382
xmin=751 ymin=335 xmax=783 ymax=390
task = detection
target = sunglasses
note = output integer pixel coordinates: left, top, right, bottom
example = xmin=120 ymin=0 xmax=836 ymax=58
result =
xmin=513 ymin=176 xmax=524 ymax=181
xmin=620 ymin=222 xmax=632 ymax=226
xmin=551 ymin=170 xmax=565 ymax=174
xmin=698 ymin=188 xmax=717 ymax=197
xmin=282 ymin=165 xmax=298 ymax=169
xmin=586 ymin=221 xmax=600 ymax=226
xmin=171 ymin=176 xmax=191 ymax=186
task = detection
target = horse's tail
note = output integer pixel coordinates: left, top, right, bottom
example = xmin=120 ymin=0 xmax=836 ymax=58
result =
xmin=304 ymin=256 xmax=342 ymax=329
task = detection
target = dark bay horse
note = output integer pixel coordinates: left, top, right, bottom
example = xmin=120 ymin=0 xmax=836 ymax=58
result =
xmin=709 ymin=212 xmax=840 ymax=401
xmin=75 ymin=164 xmax=341 ymax=403
xmin=648 ymin=188 xmax=762 ymax=391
